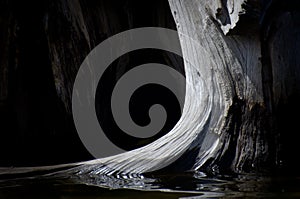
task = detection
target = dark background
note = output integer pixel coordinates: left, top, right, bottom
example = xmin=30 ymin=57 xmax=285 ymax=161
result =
xmin=0 ymin=0 xmax=184 ymax=166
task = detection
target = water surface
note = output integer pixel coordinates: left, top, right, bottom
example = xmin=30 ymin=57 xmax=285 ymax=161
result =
xmin=1 ymin=171 xmax=300 ymax=198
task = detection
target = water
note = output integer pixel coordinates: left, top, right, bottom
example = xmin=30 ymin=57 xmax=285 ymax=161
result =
xmin=1 ymin=171 xmax=300 ymax=198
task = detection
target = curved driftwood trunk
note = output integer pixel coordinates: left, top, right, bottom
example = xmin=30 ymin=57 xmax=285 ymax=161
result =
xmin=0 ymin=0 xmax=300 ymax=178
xmin=169 ymin=0 xmax=270 ymax=173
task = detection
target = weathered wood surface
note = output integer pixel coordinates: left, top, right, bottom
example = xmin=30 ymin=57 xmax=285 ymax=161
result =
xmin=0 ymin=0 xmax=300 ymax=178
xmin=169 ymin=0 xmax=268 ymax=172
xmin=169 ymin=0 xmax=300 ymax=172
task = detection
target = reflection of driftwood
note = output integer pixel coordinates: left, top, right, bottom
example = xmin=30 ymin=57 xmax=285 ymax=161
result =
xmin=0 ymin=0 xmax=300 ymax=176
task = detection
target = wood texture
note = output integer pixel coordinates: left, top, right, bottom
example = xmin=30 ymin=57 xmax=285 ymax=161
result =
xmin=0 ymin=0 xmax=300 ymax=178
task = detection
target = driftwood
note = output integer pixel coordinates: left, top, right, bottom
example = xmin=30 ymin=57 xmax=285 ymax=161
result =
xmin=0 ymin=0 xmax=300 ymax=178
xmin=169 ymin=0 xmax=300 ymax=172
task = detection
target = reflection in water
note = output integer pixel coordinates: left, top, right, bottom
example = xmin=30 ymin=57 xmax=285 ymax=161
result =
xmin=1 ymin=171 xmax=300 ymax=198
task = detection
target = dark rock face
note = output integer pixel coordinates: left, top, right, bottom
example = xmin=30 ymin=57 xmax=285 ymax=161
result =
xmin=0 ymin=0 xmax=180 ymax=166
xmin=262 ymin=1 xmax=300 ymax=172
